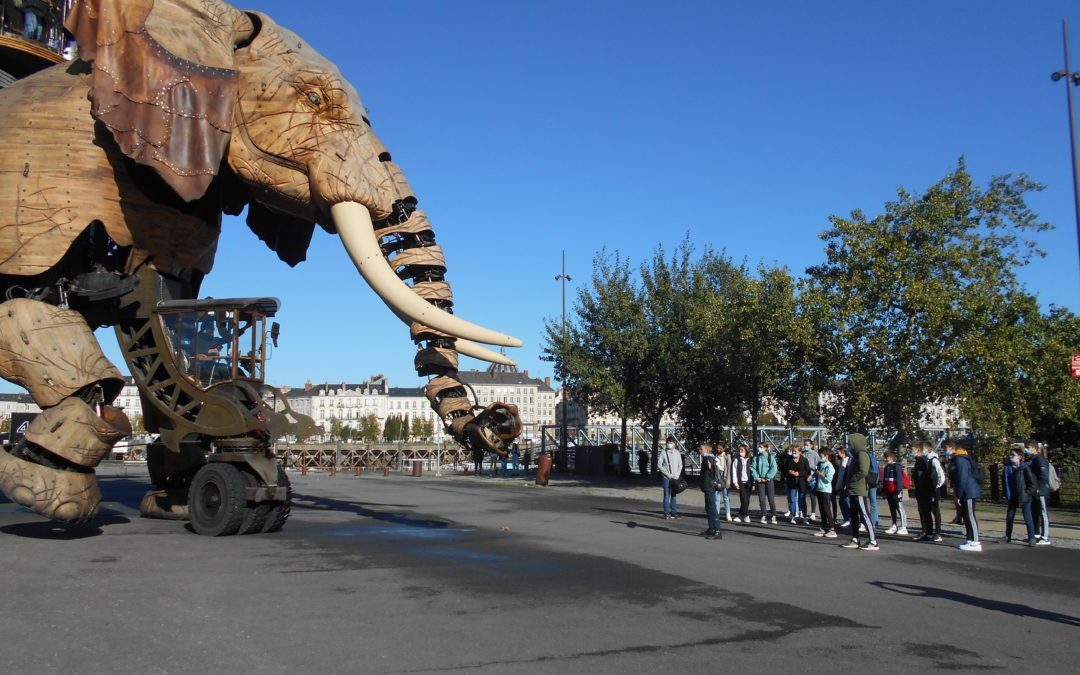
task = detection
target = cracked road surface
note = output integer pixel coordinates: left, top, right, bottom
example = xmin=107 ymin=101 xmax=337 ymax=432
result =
xmin=2 ymin=468 xmax=1078 ymax=673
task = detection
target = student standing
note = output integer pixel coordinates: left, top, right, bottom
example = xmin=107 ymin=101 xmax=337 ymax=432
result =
xmin=833 ymin=447 xmax=851 ymax=527
xmin=732 ymin=444 xmax=753 ymax=523
xmin=882 ymin=450 xmax=909 ymax=535
xmin=803 ymin=440 xmax=822 ymax=522
xmin=812 ymin=448 xmax=837 ymax=538
xmin=948 ymin=444 xmax=983 ymax=552
xmin=698 ymin=443 xmax=723 ymax=540
xmin=657 ymin=436 xmax=683 ymax=520
xmin=751 ymin=442 xmax=778 ymax=523
xmin=784 ymin=445 xmax=810 ymax=525
xmin=912 ymin=442 xmax=945 ymax=542
xmin=1003 ymin=448 xmax=1037 ymax=546
xmin=715 ymin=442 xmax=733 ymax=522
xmin=1024 ymin=442 xmax=1052 ymax=545
xmin=842 ymin=434 xmax=878 ymax=551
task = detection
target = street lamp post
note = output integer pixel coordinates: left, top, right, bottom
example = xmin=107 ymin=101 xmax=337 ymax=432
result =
xmin=1051 ymin=18 xmax=1080 ymax=272
xmin=555 ymin=250 xmax=572 ymax=472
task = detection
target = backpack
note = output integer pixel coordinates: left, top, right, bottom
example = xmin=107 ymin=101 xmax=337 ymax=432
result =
xmin=971 ymin=458 xmax=986 ymax=483
xmin=709 ymin=456 xmax=724 ymax=489
xmin=1048 ymin=463 xmax=1061 ymax=492
xmin=865 ymin=453 xmax=879 ymax=489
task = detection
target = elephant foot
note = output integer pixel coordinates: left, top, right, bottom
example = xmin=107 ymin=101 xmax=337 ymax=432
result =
xmin=139 ymin=489 xmax=190 ymax=521
xmin=0 ymin=447 xmax=102 ymax=522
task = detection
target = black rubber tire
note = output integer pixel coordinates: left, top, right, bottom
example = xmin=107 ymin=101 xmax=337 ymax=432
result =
xmin=188 ymin=463 xmax=248 ymax=536
xmin=238 ymin=471 xmax=273 ymax=535
xmin=261 ymin=466 xmax=292 ymax=533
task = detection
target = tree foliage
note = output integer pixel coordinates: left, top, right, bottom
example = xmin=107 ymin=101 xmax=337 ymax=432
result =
xmin=803 ymin=160 xmax=1049 ymax=449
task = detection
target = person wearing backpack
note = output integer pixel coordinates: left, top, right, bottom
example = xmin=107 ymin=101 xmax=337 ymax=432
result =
xmin=657 ymin=435 xmax=683 ymax=521
xmin=1024 ymin=441 xmax=1052 ymax=545
xmin=912 ymin=442 xmax=945 ymax=542
xmin=947 ymin=443 xmax=983 ymax=551
xmin=697 ymin=443 xmax=723 ymax=540
xmin=1003 ymin=447 xmax=1038 ymax=546
xmin=882 ymin=450 xmax=909 ymax=535
xmin=842 ymin=434 xmax=878 ymax=551
xmin=751 ymin=442 xmax=778 ymax=524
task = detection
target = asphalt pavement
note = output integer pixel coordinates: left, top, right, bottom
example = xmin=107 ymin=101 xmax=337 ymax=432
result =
xmin=2 ymin=465 xmax=1078 ymax=674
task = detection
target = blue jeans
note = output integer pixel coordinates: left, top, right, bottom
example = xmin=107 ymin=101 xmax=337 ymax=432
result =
xmin=720 ymin=486 xmax=731 ymax=518
xmin=1005 ymin=500 xmax=1035 ymax=541
xmin=704 ymin=490 xmax=721 ymax=531
xmin=661 ymin=475 xmax=678 ymax=516
xmin=868 ymin=487 xmax=879 ymax=527
xmin=787 ymin=488 xmax=803 ymax=516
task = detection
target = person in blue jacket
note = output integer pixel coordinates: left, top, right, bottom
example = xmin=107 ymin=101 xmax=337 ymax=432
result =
xmin=1003 ymin=447 xmax=1037 ymax=546
xmin=948 ymin=443 xmax=983 ymax=552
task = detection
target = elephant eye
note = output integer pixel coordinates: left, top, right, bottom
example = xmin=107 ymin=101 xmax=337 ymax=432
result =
xmin=306 ymin=91 xmax=323 ymax=107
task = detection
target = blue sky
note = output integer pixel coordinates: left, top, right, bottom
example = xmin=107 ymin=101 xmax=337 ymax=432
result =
xmin=5 ymin=0 xmax=1080 ymax=394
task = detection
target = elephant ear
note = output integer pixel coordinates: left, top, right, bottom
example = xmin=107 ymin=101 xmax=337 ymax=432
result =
xmin=66 ymin=0 xmax=254 ymax=202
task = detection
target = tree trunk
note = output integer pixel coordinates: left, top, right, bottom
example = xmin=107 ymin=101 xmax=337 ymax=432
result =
xmin=750 ymin=384 xmax=760 ymax=453
xmin=649 ymin=414 xmax=661 ymax=476
xmin=620 ymin=414 xmax=628 ymax=453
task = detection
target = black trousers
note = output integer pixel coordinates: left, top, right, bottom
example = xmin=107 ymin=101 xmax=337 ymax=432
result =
xmin=737 ymin=483 xmax=751 ymax=518
xmin=916 ymin=492 xmax=941 ymax=536
xmin=816 ymin=492 xmax=835 ymax=531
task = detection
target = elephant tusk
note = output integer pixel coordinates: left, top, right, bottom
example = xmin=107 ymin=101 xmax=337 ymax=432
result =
xmin=331 ymin=201 xmax=524 ymax=348
xmin=456 ymin=339 xmax=517 ymax=366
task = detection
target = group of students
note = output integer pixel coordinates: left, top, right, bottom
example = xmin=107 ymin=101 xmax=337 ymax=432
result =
xmin=656 ymin=434 xmax=1055 ymax=551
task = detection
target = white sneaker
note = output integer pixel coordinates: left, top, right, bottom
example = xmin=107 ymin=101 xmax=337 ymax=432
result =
xmin=810 ymin=514 xmax=818 ymax=521
xmin=726 ymin=515 xmax=732 ymax=522
xmin=770 ymin=516 xmax=778 ymax=524
xmin=760 ymin=516 xmax=767 ymax=524
xmin=790 ymin=517 xmax=797 ymax=525
xmin=839 ymin=520 xmax=850 ymax=528
xmin=743 ymin=516 xmax=751 ymax=523
xmin=783 ymin=511 xmax=791 ymax=517
xmin=825 ymin=531 xmax=838 ymax=538
xmin=813 ymin=530 xmax=826 ymax=537
xmin=896 ymin=528 xmax=909 ymax=535
xmin=1035 ymin=538 xmax=1052 ymax=546
xmin=859 ymin=524 xmax=868 ymax=532
xmin=886 ymin=525 xmax=898 ymax=534
xmin=958 ymin=541 xmax=982 ymax=552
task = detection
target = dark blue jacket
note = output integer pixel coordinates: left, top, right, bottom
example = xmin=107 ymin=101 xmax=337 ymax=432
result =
xmin=950 ymin=454 xmax=982 ymax=500
xmin=1003 ymin=462 xmax=1036 ymax=505
xmin=882 ymin=462 xmax=904 ymax=495
xmin=1027 ymin=454 xmax=1051 ymax=497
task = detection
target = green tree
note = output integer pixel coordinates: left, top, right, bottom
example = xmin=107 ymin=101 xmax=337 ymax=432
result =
xmin=329 ymin=416 xmax=343 ymax=441
xmin=1023 ymin=306 xmax=1080 ymax=456
xmin=382 ymin=414 xmax=398 ymax=442
xmin=631 ymin=240 xmax=698 ymax=473
xmin=401 ymin=414 xmax=410 ymax=441
xmin=542 ymin=249 xmax=647 ymax=454
xmin=0 ymin=418 xmax=9 ymax=433
xmin=358 ymin=413 xmax=380 ymax=442
xmin=802 ymin=160 xmax=1049 ymax=453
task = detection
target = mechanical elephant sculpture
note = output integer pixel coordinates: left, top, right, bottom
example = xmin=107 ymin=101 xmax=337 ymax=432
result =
xmin=0 ymin=0 xmax=523 ymax=532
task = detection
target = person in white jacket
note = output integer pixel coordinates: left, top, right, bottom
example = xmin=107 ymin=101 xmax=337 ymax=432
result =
xmin=658 ymin=435 xmax=684 ymax=520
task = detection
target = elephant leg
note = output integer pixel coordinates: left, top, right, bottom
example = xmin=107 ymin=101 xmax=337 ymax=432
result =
xmin=0 ymin=299 xmax=129 ymax=523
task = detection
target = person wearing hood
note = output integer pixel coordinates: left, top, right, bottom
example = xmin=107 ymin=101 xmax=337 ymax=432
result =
xmin=657 ymin=435 xmax=683 ymax=520
xmin=947 ymin=442 xmax=983 ymax=552
xmin=751 ymin=442 xmax=778 ymax=524
xmin=842 ymin=434 xmax=878 ymax=551
xmin=912 ymin=442 xmax=945 ymax=542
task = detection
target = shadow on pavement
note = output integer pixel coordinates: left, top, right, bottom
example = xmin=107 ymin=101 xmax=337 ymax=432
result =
xmin=870 ymin=581 xmax=1080 ymax=627
xmin=0 ymin=512 xmax=130 ymax=540
xmin=291 ymin=492 xmax=449 ymax=529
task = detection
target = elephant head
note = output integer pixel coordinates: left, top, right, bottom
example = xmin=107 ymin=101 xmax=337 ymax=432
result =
xmin=65 ymin=0 xmax=523 ymax=452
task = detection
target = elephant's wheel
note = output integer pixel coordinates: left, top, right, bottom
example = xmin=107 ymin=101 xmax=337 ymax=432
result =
xmin=261 ymin=466 xmax=292 ymax=534
xmin=188 ymin=463 xmax=247 ymax=536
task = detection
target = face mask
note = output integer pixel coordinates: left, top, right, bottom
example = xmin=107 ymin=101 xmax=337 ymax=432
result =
xmin=666 ymin=443 xmax=674 ymax=450
xmin=1010 ymin=456 xmax=1020 ymax=466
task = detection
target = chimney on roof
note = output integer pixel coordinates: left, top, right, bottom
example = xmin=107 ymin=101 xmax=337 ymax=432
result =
xmin=305 ymin=379 xmax=314 ymax=391
xmin=545 ymin=377 xmax=551 ymax=387
xmin=523 ymin=369 xmax=529 ymax=378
